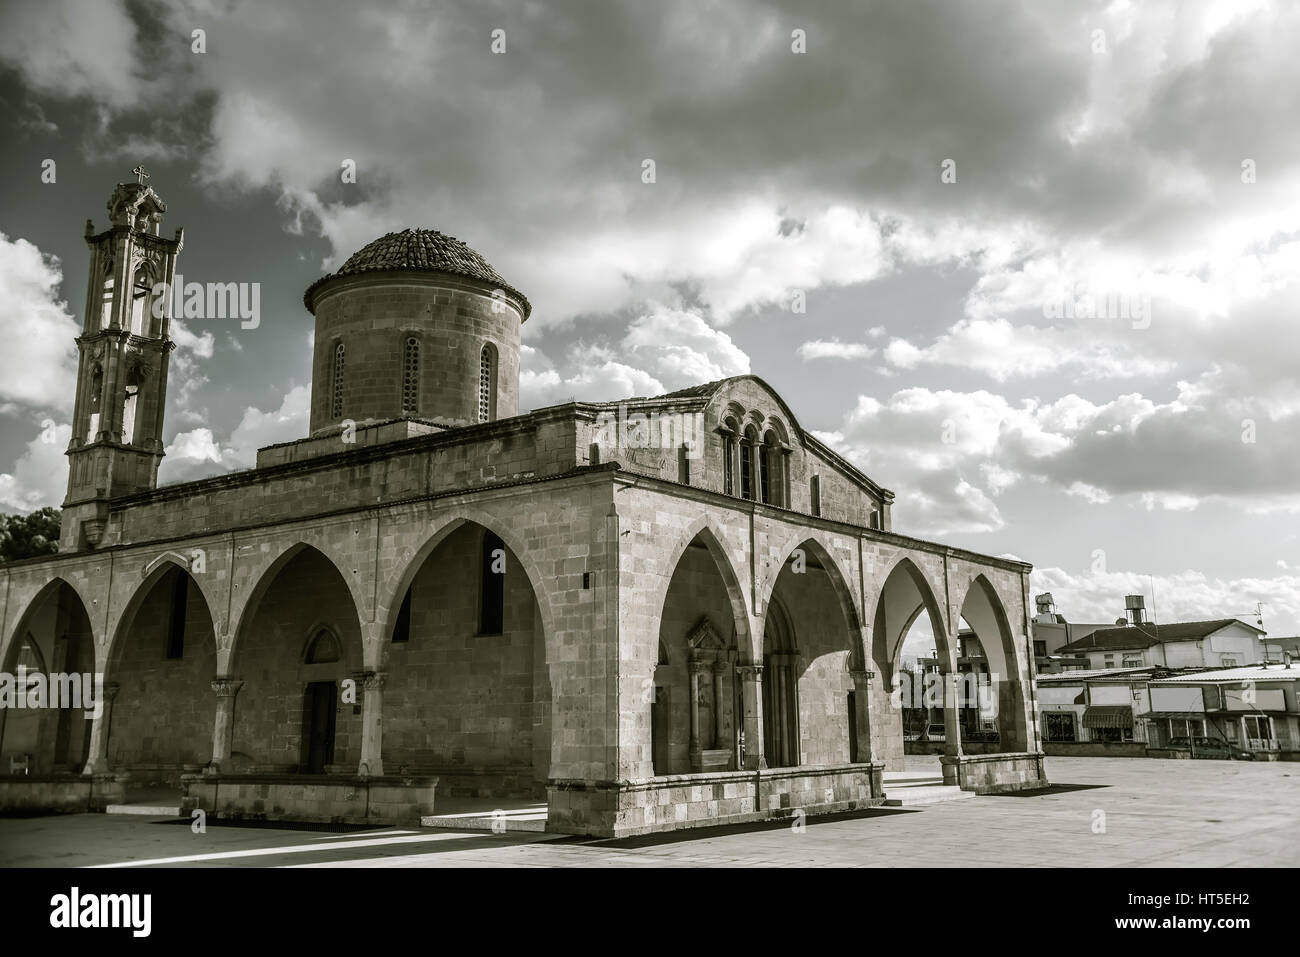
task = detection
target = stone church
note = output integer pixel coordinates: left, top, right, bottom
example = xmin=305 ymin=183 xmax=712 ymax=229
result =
xmin=0 ymin=176 xmax=1045 ymax=836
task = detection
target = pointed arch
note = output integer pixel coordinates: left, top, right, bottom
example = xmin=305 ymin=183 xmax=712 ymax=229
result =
xmin=954 ymin=572 xmax=1030 ymax=752
xmin=227 ymin=541 xmax=363 ymax=669
xmin=106 ymin=555 xmax=218 ymax=672
xmin=762 ymin=534 xmax=864 ymax=668
xmin=870 ymin=555 xmax=950 ymax=673
xmin=3 ymin=576 xmax=100 ymax=670
xmin=0 ymin=577 xmax=97 ymax=774
xmin=227 ymin=542 xmax=365 ymax=773
xmin=649 ymin=515 xmax=751 ymax=662
xmin=377 ymin=509 xmax=557 ymax=673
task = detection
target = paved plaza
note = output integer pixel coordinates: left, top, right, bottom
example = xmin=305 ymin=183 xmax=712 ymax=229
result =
xmin=1 ymin=756 xmax=1296 ymax=868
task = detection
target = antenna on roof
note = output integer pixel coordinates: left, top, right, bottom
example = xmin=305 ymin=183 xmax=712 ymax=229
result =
xmin=1150 ymin=575 xmax=1158 ymax=627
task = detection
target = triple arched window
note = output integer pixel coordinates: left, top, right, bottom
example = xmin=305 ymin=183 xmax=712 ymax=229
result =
xmin=722 ymin=417 xmax=788 ymax=508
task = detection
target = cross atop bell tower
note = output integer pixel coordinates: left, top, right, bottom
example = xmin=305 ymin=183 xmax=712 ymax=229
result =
xmin=61 ymin=172 xmax=184 ymax=551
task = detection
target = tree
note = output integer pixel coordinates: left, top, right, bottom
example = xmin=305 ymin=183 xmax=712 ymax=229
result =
xmin=0 ymin=508 xmax=61 ymax=562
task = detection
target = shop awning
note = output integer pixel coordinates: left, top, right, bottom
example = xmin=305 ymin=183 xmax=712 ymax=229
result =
xmin=1082 ymin=705 xmax=1133 ymax=729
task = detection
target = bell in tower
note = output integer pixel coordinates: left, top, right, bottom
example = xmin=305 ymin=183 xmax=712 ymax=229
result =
xmin=61 ymin=168 xmax=183 ymax=551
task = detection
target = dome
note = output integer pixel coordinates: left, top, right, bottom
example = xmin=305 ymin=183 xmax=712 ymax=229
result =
xmin=303 ymin=228 xmax=530 ymax=316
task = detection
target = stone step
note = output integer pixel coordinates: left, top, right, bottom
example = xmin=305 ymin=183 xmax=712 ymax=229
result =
xmin=882 ymin=775 xmax=946 ymax=787
xmin=882 ymin=786 xmax=975 ymax=807
xmin=421 ymin=807 xmax=547 ymax=832
xmin=105 ymin=803 xmax=184 ymax=817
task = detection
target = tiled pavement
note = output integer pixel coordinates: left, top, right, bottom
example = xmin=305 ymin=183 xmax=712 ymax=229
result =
xmin=2 ymin=756 xmax=1297 ymax=867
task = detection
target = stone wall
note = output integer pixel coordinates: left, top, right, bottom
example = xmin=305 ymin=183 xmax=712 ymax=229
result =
xmin=548 ymin=763 xmax=882 ymax=837
xmin=0 ymin=774 xmax=126 ymax=813
xmin=1044 ymin=741 xmax=1148 ymax=758
xmin=944 ymin=752 xmax=1046 ymax=793
xmin=181 ymin=772 xmax=438 ymax=826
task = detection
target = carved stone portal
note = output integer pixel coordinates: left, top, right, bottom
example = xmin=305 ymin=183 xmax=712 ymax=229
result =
xmin=686 ymin=616 xmax=735 ymax=772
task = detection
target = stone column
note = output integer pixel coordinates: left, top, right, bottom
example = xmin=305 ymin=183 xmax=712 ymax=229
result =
xmin=941 ymin=671 xmax=965 ymax=786
xmin=737 ymin=664 xmax=767 ymax=770
xmin=358 ymin=671 xmax=386 ymax=778
xmin=82 ymin=682 xmax=120 ymax=775
xmin=208 ymin=677 xmax=244 ymax=774
xmin=688 ymin=664 xmax=701 ymax=758
xmin=996 ymin=677 xmax=1029 ymax=753
xmin=850 ymin=669 xmax=876 ymax=763
xmin=711 ymin=659 xmax=726 ymax=750
xmin=775 ymin=661 xmax=789 ymax=764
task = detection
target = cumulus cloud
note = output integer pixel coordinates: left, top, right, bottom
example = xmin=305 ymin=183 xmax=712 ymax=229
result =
xmin=0 ymin=0 xmax=141 ymax=103
xmin=0 ymin=423 xmax=70 ymax=513
xmin=520 ymin=306 xmax=749 ymax=410
xmin=159 ymin=385 xmax=310 ymax=485
xmin=798 ymin=339 xmax=877 ymax=361
xmin=817 ymin=372 xmax=1300 ymax=537
xmin=0 ymin=234 xmax=79 ymax=416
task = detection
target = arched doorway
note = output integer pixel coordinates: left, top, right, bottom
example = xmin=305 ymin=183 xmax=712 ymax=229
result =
xmin=956 ymin=575 xmax=1027 ymax=753
xmin=763 ymin=540 xmax=863 ymax=769
xmin=231 ymin=546 xmax=364 ymax=773
xmin=107 ymin=564 xmax=217 ymax=785
xmin=0 ymin=581 xmax=96 ymax=774
xmin=381 ymin=521 xmax=549 ymax=797
xmin=871 ymin=558 xmax=950 ymax=771
xmin=653 ymin=529 xmax=745 ymax=774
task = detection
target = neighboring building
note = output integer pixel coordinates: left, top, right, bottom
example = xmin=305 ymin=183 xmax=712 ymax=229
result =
xmin=0 ymin=175 xmax=1047 ymax=836
xmin=1055 ymin=596 xmax=1266 ymax=672
xmin=1037 ymin=667 xmax=1170 ymax=753
xmin=1263 ymin=636 xmax=1300 ymax=662
xmin=910 ymin=628 xmax=999 ymax=747
xmin=1029 ymin=592 xmax=1110 ymax=673
xmin=1146 ymin=664 xmax=1300 ymax=760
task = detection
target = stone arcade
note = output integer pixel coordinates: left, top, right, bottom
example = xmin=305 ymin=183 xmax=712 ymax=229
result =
xmin=0 ymin=177 xmax=1045 ymax=837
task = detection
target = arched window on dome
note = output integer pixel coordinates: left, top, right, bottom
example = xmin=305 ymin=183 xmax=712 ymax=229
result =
xmin=331 ymin=342 xmax=345 ymax=419
xmin=401 ymin=336 xmax=421 ymax=415
xmin=478 ymin=343 xmax=497 ymax=423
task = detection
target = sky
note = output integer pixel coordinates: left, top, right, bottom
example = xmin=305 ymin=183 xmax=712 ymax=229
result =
xmin=0 ymin=0 xmax=1297 ymax=636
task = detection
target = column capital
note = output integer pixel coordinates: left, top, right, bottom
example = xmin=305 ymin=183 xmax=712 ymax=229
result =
xmin=364 ymin=671 xmax=387 ymax=692
xmin=850 ymin=669 xmax=875 ymax=688
xmin=211 ymin=676 xmax=244 ymax=698
xmin=736 ymin=663 xmax=764 ymax=680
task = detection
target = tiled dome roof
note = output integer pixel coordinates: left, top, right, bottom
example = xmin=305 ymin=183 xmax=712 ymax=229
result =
xmin=304 ymin=228 xmax=530 ymax=316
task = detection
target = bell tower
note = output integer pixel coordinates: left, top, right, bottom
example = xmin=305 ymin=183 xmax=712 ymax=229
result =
xmin=61 ymin=168 xmax=183 ymax=551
